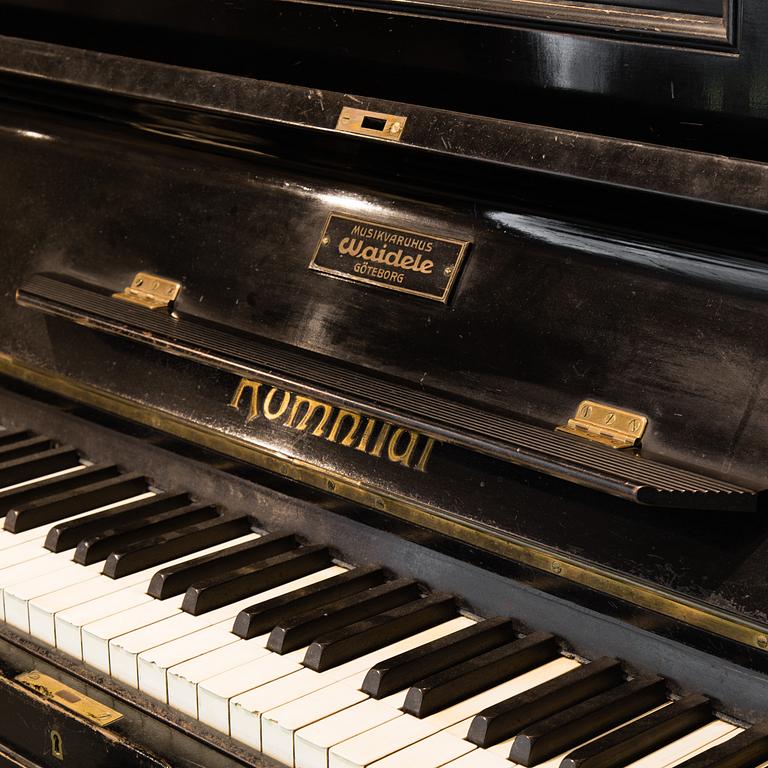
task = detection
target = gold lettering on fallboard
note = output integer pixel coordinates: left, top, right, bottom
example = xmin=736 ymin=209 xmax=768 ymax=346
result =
xmin=284 ymin=396 xmax=333 ymax=436
xmin=387 ymin=427 xmax=419 ymax=467
xmin=229 ymin=377 xmax=438 ymax=473
xmin=229 ymin=378 xmax=262 ymax=422
xmin=264 ymin=388 xmax=291 ymax=421
xmin=327 ymin=409 xmax=362 ymax=446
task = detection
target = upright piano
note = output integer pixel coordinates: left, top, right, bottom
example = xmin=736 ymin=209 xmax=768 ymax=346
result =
xmin=0 ymin=0 xmax=767 ymax=766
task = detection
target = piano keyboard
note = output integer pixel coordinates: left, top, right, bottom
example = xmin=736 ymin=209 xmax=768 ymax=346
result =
xmin=0 ymin=428 xmax=767 ymax=768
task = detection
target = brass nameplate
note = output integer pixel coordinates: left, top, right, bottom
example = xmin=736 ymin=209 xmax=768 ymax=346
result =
xmin=309 ymin=214 xmax=470 ymax=303
xmin=16 ymin=670 xmax=123 ymax=726
xmin=230 ymin=377 xmax=437 ymax=472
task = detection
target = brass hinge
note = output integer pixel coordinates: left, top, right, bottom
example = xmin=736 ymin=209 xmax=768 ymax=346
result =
xmin=557 ymin=400 xmax=648 ymax=450
xmin=112 ymin=272 xmax=181 ymax=311
xmin=16 ymin=670 xmax=123 ymax=726
xmin=336 ymin=107 xmax=407 ymax=141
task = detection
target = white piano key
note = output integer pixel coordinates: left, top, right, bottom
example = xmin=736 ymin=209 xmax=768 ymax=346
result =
xmin=235 ymin=617 xmax=475 ymax=753
xmin=29 ymin=568 xmax=155 ymax=646
xmin=114 ymin=565 xmax=345 ymax=689
xmin=138 ymin=621 xmax=238 ymax=702
xmin=82 ymin=595 xmax=186 ymax=672
xmin=440 ymin=751 xmax=508 ymax=768
xmin=295 ymin=693 xmax=410 ymax=768
xmin=624 ymin=721 xmax=741 ymax=768
xmin=368 ymin=730 xmax=475 ymax=768
xmin=4 ymin=560 xmax=103 ymax=632
xmin=328 ymin=657 xmax=578 ymax=768
xmin=56 ymin=586 xmax=155 ymax=659
xmin=258 ymin=616 xmax=474 ymax=765
xmin=53 ymin=535 xmax=259 ymax=659
xmin=261 ymin=679 xmax=369 ymax=765
xmin=0 ymin=492 xmax=154 ymax=620
xmin=160 ymin=566 xmax=346 ymax=705
xmin=168 ymin=638 xmax=273 ymax=717
xmin=200 ymin=649 xmax=308 ymax=733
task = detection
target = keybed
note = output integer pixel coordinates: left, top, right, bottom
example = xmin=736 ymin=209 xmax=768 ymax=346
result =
xmin=0 ymin=427 xmax=765 ymax=768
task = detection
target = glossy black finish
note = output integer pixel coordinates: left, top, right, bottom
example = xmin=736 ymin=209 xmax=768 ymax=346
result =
xmin=0 ymin=0 xmax=766 ymax=160
xmin=22 ymin=273 xmax=754 ymax=509
xmin=361 ymin=617 xmax=518 ymax=699
xmin=509 ymin=676 xmax=669 ymax=765
xmin=402 ymin=631 xmax=559 ymax=717
xmin=467 ymin=657 xmax=626 ymax=747
xmin=46 ymin=493 xmax=191 ymax=553
xmin=0 ymin=463 xmax=119 ymax=517
xmin=675 ymin=720 xmax=768 ymax=768
xmin=266 ymin=578 xmax=421 ymax=654
xmin=181 ymin=544 xmax=330 ymax=615
xmin=303 ymin=593 xmax=458 ymax=672
xmin=3 ymin=472 xmax=147 ymax=533
xmin=560 ymin=694 xmax=712 ymax=768
xmin=73 ymin=502 xmax=218 ymax=565
xmin=232 ymin=565 xmax=387 ymax=639
xmin=102 ymin=516 xmax=252 ymax=578
xmin=148 ymin=533 xmax=299 ymax=600
xmin=1 ymin=26 xmax=768 ymax=638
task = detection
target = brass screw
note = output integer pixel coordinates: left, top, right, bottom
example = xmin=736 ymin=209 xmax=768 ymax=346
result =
xmin=444 ymin=267 xmax=453 ymax=276
xmin=390 ymin=122 xmax=402 ymax=135
xmin=604 ymin=412 xmax=616 ymax=425
xmin=327 ymin=480 xmax=336 ymax=492
xmin=629 ymin=418 xmax=642 ymax=433
xmin=757 ymin=634 xmax=768 ymax=650
xmin=322 ymin=236 xmax=330 ymax=245
xmin=581 ymin=405 xmax=592 ymax=419
xmin=341 ymin=115 xmax=351 ymax=123
xmin=551 ymin=563 xmax=562 ymax=575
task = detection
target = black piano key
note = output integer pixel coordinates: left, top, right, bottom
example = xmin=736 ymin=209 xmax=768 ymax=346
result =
xmin=361 ymin=617 xmax=518 ymax=700
xmin=0 ymin=429 xmax=35 ymax=445
xmin=181 ymin=544 xmax=330 ymax=615
xmin=673 ymin=720 xmax=768 ymax=768
xmin=148 ymin=532 xmax=299 ymax=600
xmin=303 ymin=593 xmax=458 ymax=673
xmin=401 ymin=631 xmax=560 ymax=718
xmin=75 ymin=501 xmax=218 ymax=565
xmin=468 ymin=657 xmax=626 ymax=748
xmin=45 ymin=492 xmax=191 ymax=553
xmin=267 ymin=578 xmax=422 ymax=655
xmin=4 ymin=472 xmax=149 ymax=533
xmin=509 ymin=676 xmax=668 ymax=766
xmin=0 ymin=463 xmax=120 ymax=517
xmin=559 ymin=693 xmax=712 ymax=768
xmin=102 ymin=515 xmax=253 ymax=578
xmin=0 ymin=429 xmax=33 ymax=446
xmin=0 ymin=436 xmax=56 ymax=462
xmin=232 ymin=565 xmax=387 ymax=639
xmin=0 ymin=447 xmax=81 ymax=487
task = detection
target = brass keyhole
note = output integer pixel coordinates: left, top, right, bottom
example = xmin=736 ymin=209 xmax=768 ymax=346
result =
xmin=50 ymin=730 xmax=64 ymax=760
